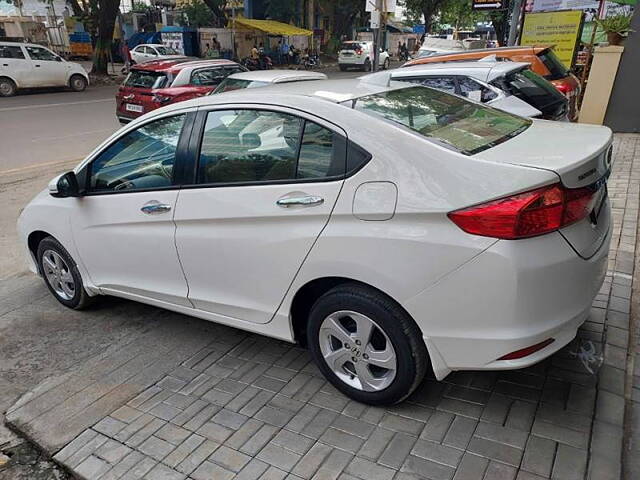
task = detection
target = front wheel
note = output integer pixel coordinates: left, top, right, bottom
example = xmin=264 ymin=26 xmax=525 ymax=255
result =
xmin=37 ymin=237 xmax=92 ymax=310
xmin=69 ymin=74 xmax=87 ymax=92
xmin=0 ymin=77 xmax=17 ymax=97
xmin=307 ymin=283 xmax=428 ymax=405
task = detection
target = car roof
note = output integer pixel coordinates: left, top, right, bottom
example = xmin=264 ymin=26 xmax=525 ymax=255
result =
xmin=226 ymin=69 xmax=328 ymax=83
xmin=405 ymin=45 xmax=550 ymax=64
xmin=0 ymin=41 xmax=47 ymax=48
xmin=388 ymin=61 xmax=530 ymax=80
xmin=156 ymin=79 xmax=408 ymax=115
xmin=133 ymin=58 xmax=238 ymax=72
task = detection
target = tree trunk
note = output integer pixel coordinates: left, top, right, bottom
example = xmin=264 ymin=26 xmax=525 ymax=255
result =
xmin=92 ymin=0 xmax=121 ymax=75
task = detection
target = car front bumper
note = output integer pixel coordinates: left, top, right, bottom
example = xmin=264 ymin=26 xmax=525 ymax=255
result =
xmin=404 ymin=225 xmax=611 ymax=380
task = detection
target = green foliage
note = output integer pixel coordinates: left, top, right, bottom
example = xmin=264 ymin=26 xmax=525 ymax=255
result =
xmin=595 ymin=14 xmax=634 ymax=35
xmin=437 ymin=0 xmax=485 ymax=31
xmin=131 ymin=1 xmax=147 ymax=12
xmin=178 ymin=0 xmax=216 ymax=27
xmin=265 ymin=0 xmax=298 ymax=23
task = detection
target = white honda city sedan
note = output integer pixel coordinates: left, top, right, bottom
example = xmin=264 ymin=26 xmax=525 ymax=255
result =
xmin=17 ymin=79 xmax=613 ymax=405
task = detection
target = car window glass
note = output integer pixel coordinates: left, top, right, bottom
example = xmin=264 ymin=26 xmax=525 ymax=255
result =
xmin=191 ymin=69 xmax=224 ymax=86
xmin=89 ymin=115 xmax=185 ymax=192
xmin=198 ymin=110 xmax=302 ymax=184
xmin=25 ymin=46 xmax=57 ymax=61
xmin=148 ymin=47 xmax=158 ymax=56
xmin=0 ymin=46 xmax=25 ymax=59
xmin=420 ymin=77 xmax=456 ymax=94
xmin=457 ymin=77 xmax=498 ymax=102
xmin=297 ymin=122 xmax=338 ymax=179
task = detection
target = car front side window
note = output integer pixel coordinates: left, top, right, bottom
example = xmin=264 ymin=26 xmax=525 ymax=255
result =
xmin=88 ymin=114 xmax=186 ymax=193
xmin=197 ymin=110 xmax=343 ymax=185
xmin=25 ymin=46 xmax=57 ymax=61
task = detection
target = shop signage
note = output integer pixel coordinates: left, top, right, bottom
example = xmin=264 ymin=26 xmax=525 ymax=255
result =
xmin=520 ymin=10 xmax=584 ymax=68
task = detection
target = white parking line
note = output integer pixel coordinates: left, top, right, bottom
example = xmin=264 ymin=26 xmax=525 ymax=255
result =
xmin=0 ymin=98 xmax=113 ymax=113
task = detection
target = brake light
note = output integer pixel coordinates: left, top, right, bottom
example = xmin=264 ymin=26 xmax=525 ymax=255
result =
xmin=355 ymin=48 xmax=363 ymax=55
xmin=448 ymin=183 xmax=598 ymax=240
xmin=554 ymin=82 xmax=571 ymax=95
xmin=152 ymin=94 xmax=171 ymax=104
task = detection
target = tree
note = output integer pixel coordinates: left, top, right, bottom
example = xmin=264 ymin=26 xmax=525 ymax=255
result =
xmin=488 ymin=3 xmax=509 ymax=45
xmin=403 ymin=0 xmax=448 ymax=34
xmin=200 ymin=0 xmax=228 ymax=27
xmin=265 ymin=0 xmax=298 ymax=23
xmin=178 ymin=0 xmax=216 ymax=28
xmin=438 ymin=0 xmax=485 ymax=34
xmin=92 ymin=0 xmax=121 ymax=75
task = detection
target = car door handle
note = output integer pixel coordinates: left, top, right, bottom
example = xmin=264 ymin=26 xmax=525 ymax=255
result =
xmin=276 ymin=195 xmax=324 ymax=207
xmin=141 ymin=202 xmax=172 ymax=214
xmin=35 ymin=64 xmax=41 ymax=67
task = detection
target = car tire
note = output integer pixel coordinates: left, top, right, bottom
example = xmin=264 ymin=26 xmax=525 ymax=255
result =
xmin=383 ymin=58 xmax=390 ymax=70
xmin=37 ymin=236 xmax=92 ymax=310
xmin=0 ymin=77 xmax=17 ymax=97
xmin=69 ymin=74 xmax=88 ymax=92
xmin=363 ymin=58 xmax=371 ymax=72
xmin=339 ymin=65 xmax=347 ymax=71
xmin=307 ymin=283 xmax=428 ymax=405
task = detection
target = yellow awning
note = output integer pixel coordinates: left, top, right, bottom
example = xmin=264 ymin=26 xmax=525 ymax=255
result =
xmin=233 ymin=17 xmax=313 ymax=36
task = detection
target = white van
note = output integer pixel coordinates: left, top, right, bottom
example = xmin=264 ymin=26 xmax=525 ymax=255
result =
xmin=0 ymin=41 xmax=89 ymax=97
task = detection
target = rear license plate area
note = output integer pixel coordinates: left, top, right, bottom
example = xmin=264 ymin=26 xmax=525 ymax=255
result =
xmin=125 ymin=103 xmax=143 ymax=113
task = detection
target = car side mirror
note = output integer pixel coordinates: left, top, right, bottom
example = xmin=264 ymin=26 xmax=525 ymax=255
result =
xmin=49 ymin=171 xmax=81 ymax=198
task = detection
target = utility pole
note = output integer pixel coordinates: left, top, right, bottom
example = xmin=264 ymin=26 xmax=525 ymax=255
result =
xmin=507 ymin=0 xmax=523 ymax=46
xmin=371 ymin=0 xmax=387 ymax=72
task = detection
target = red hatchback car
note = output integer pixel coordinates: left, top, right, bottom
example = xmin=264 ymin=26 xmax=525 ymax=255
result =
xmin=116 ymin=58 xmax=247 ymax=123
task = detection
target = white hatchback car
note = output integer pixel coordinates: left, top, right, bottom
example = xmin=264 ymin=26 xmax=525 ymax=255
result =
xmin=339 ymin=41 xmax=390 ymax=71
xmin=18 ymin=79 xmax=612 ymax=405
xmin=212 ymin=69 xmax=328 ymax=94
xmin=130 ymin=44 xmax=185 ymax=64
xmin=0 ymin=41 xmax=89 ymax=96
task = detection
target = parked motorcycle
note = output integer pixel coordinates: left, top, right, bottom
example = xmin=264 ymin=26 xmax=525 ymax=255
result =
xmin=302 ymin=53 xmax=321 ymax=70
xmin=241 ymin=54 xmax=273 ymax=71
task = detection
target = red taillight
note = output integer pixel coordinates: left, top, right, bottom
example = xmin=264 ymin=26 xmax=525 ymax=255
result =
xmin=355 ymin=49 xmax=363 ymax=55
xmin=554 ymin=82 xmax=571 ymax=95
xmin=448 ymin=183 xmax=597 ymax=240
xmin=498 ymin=338 xmax=554 ymax=360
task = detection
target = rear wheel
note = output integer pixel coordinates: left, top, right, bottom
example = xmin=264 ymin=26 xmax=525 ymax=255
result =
xmin=0 ymin=77 xmax=16 ymax=97
xmin=339 ymin=64 xmax=347 ymax=71
xmin=37 ymin=237 xmax=92 ymax=310
xmin=383 ymin=57 xmax=390 ymax=70
xmin=69 ymin=74 xmax=87 ymax=92
xmin=307 ymin=283 xmax=428 ymax=405
xmin=363 ymin=58 xmax=372 ymax=72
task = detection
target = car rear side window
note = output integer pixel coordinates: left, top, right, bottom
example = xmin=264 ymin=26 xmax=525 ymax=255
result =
xmin=197 ymin=110 xmax=344 ymax=184
xmin=88 ymin=115 xmax=186 ymax=193
xmin=124 ymin=70 xmax=169 ymax=89
xmin=418 ymin=77 xmax=456 ymax=95
xmin=191 ymin=68 xmax=225 ymax=86
xmin=538 ymin=49 xmax=568 ymax=80
xmin=0 ymin=46 xmax=24 ymax=59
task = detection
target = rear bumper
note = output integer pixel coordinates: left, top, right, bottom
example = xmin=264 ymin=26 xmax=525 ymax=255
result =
xmin=339 ymin=57 xmax=366 ymax=65
xmin=404 ymin=227 xmax=611 ymax=380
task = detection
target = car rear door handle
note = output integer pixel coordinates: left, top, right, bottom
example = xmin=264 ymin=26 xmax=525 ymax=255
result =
xmin=141 ymin=202 xmax=172 ymax=215
xmin=35 ymin=64 xmax=41 ymax=67
xmin=276 ymin=195 xmax=324 ymax=207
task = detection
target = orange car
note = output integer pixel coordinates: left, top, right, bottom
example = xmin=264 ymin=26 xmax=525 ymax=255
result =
xmin=403 ymin=46 xmax=580 ymax=120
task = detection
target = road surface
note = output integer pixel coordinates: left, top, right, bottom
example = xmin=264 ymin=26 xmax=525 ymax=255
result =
xmin=0 ymin=86 xmax=120 ymax=173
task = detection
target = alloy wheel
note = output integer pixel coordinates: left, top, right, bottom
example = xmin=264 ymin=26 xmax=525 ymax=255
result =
xmin=319 ymin=310 xmax=397 ymax=391
xmin=42 ymin=249 xmax=76 ymax=300
xmin=0 ymin=80 xmax=15 ymax=96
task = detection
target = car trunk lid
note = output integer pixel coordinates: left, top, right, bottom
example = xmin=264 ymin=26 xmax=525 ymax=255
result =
xmin=474 ymin=119 xmax=613 ymax=258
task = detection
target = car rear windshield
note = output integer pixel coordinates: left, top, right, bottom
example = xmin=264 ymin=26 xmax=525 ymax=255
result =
xmin=124 ymin=70 xmax=170 ymax=89
xmin=341 ymin=43 xmax=363 ymax=51
xmin=213 ymin=78 xmax=270 ymax=93
xmin=537 ymin=49 xmax=569 ymax=80
xmin=492 ymin=69 xmax=567 ymax=118
xmin=351 ymin=86 xmax=531 ymax=155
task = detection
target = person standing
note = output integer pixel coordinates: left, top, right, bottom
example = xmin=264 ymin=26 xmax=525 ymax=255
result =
xmin=280 ymin=39 xmax=289 ymax=65
xmin=121 ymin=41 xmax=131 ymax=73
